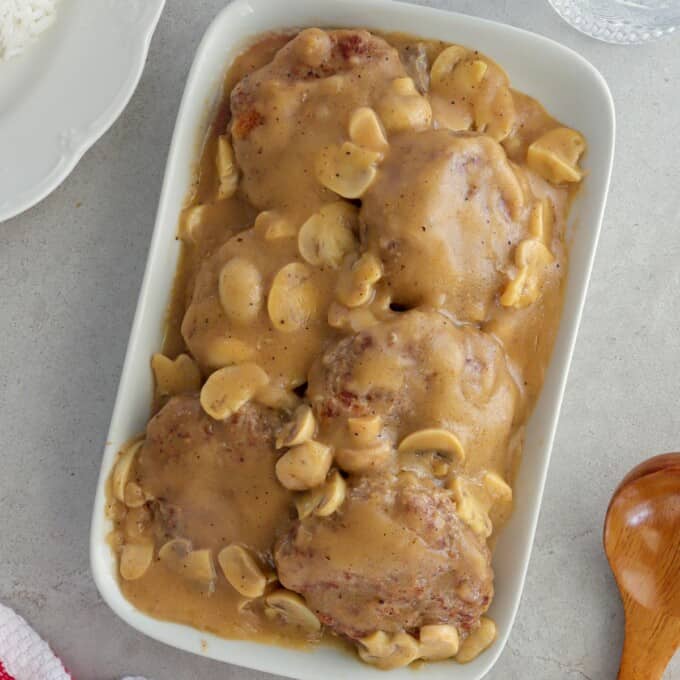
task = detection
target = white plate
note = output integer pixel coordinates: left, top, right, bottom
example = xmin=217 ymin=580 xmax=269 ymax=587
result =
xmin=0 ymin=0 xmax=165 ymax=223
xmin=90 ymin=1 xmax=615 ymax=678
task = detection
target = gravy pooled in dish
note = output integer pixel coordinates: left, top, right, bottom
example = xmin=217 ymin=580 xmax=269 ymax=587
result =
xmin=107 ymin=28 xmax=585 ymax=669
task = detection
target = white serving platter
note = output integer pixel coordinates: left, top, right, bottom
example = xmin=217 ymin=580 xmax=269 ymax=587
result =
xmin=90 ymin=1 xmax=615 ymax=678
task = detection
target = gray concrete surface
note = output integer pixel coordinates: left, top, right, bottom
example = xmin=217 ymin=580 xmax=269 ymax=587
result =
xmin=2 ymin=1 xmax=679 ymax=678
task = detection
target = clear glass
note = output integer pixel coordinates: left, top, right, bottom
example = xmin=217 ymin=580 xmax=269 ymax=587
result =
xmin=549 ymin=0 xmax=680 ymax=43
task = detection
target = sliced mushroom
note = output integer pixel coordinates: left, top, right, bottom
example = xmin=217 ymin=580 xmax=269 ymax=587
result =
xmin=431 ymin=45 xmax=515 ymax=141
xmin=255 ymin=210 xmax=298 ymax=240
xmin=295 ymin=486 xmax=325 ymax=519
xmin=466 ymin=58 xmax=489 ymax=83
xmin=418 ymin=624 xmax=460 ymax=660
xmin=515 ymin=238 xmax=554 ymax=269
xmin=500 ymin=238 xmax=555 ymax=309
xmin=105 ymin=499 xmax=126 ymax=522
xmin=456 ymin=617 xmax=497 ymax=663
xmin=151 ymin=353 xmax=201 ymax=401
xmin=120 ymin=542 xmax=154 ymax=581
xmin=377 ymin=77 xmax=432 ymax=134
xmin=446 ymin=59 xmax=489 ymax=125
xmin=335 ymin=252 xmax=383 ymax=308
xmin=449 ymin=476 xmax=493 ymax=538
xmin=482 ymin=471 xmax=514 ymax=528
xmin=358 ymin=631 xmax=420 ymax=670
xmin=294 ymin=471 xmax=346 ymax=519
xmin=112 ymin=439 xmax=144 ymax=503
xmin=218 ymin=544 xmax=267 ymax=598
xmin=349 ymin=107 xmax=388 ymax=153
xmin=358 ymin=631 xmax=391 ymax=661
xmin=298 ymin=202 xmax=358 ymax=269
xmin=179 ymin=204 xmax=207 ymax=243
xmin=218 ymin=257 xmax=263 ymax=325
xmin=347 ymin=415 xmax=383 ymax=447
xmin=158 ymin=537 xmax=192 ymax=563
xmin=499 ymin=267 xmax=528 ymax=309
xmin=267 ymin=262 xmax=321 ymax=333
xmin=124 ymin=505 xmax=151 ymax=541
xmin=275 ymin=440 xmax=333 ymax=490
xmin=390 ymin=75 xmax=419 ymax=97
xmin=276 ymin=405 xmax=317 ymax=449
xmin=264 ymin=589 xmax=321 ymax=632
xmin=482 ymin=471 xmax=513 ymax=503
xmin=159 ymin=538 xmax=216 ymax=585
xmin=185 ymin=549 xmax=216 ymax=585
xmin=527 ymin=127 xmax=586 ymax=185
xmin=123 ymin=482 xmax=147 ymax=509
xmin=335 ymin=441 xmax=393 ymax=474
xmin=397 ymin=428 xmax=466 ymax=464
xmin=354 ymin=252 xmax=382 ymax=284
xmin=202 ymin=336 xmax=256 ymax=369
xmin=315 ymin=142 xmax=381 ymax=199
xmin=216 ymin=135 xmax=239 ymax=200
xmin=430 ymin=44 xmax=469 ymax=87
xmin=529 ymin=199 xmax=553 ymax=244
xmin=430 ymin=47 xmax=478 ymax=131
xmin=314 ymin=469 xmax=347 ymax=517
xmin=199 ymin=362 xmax=269 ymax=420
xmin=475 ymin=82 xmax=515 ymax=142
xmin=254 ymin=384 xmax=301 ymax=411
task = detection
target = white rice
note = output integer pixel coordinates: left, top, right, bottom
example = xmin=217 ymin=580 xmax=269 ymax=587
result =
xmin=0 ymin=0 xmax=59 ymax=62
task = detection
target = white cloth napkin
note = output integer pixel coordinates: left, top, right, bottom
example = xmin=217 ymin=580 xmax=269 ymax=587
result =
xmin=0 ymin=603 xmax=147 ymax=680
xmin=0 ymin=604 xmax=70 ymax=680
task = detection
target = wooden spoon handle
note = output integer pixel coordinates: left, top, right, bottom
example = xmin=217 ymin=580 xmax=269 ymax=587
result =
xmin=619 ymin=600 xmax=680 ymax=680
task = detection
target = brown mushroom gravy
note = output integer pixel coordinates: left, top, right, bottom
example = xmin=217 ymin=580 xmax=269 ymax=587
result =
xmin=106 ymin=27 xmax=584 ymax=668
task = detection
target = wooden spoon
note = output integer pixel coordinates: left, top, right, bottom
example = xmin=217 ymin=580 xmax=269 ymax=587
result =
xmin=604 ymin=453 xmax=680 ymax=679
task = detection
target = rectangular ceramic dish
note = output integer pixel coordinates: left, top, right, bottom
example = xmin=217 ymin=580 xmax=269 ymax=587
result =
xmin=90 ymin=1 xmax=615 ymax=678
